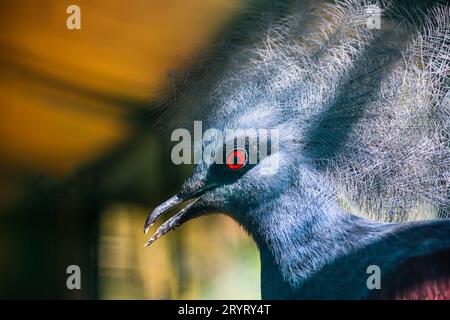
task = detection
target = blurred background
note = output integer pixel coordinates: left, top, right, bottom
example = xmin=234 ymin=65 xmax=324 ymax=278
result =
xmin=0 ymin=0 xmax=260 ymax=299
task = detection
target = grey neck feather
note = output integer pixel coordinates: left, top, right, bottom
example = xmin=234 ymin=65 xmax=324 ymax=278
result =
xmin=234 ymin=166 xmax=450 ymax=299
xmin=235 ymin=167 xmax=382 ymax=296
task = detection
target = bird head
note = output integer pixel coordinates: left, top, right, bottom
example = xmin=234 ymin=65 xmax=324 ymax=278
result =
xmin=144 ymin=102 xmax=299 ymax=246
xmin=144 ymin=0 xmax=450 ymax=245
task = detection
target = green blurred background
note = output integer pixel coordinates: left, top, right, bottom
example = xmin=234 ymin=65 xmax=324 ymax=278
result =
xmin=0 ymin=0 xmax=259 ymax=299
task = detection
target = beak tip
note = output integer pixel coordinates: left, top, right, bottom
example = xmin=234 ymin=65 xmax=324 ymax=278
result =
xmin=144 ymin=223 xmax=154 ymax=234
xmin=144 ymin=237 xmax=155 ymax=247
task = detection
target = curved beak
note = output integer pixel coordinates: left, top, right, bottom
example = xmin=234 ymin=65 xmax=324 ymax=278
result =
xmin=143 ymin=192 xmax=205 ymax=247
xmin=144 ymin=195 xmax=183 ymax=234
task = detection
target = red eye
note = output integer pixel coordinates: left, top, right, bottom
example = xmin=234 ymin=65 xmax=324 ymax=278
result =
xmin=226 ymin=149 xmax=247 ymax=171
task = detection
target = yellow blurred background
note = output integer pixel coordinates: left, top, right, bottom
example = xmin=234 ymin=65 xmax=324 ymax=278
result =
xmin=0 ymin=0 xmax=259 ymax=299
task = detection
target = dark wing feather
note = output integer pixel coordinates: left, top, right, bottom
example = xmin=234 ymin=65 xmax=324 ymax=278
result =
xmin=370 ymin=248 xmax=450 ymax=300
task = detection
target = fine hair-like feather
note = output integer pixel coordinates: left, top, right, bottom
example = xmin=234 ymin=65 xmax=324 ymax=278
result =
xmin=155 ymin=0 xmax=449 ymax=223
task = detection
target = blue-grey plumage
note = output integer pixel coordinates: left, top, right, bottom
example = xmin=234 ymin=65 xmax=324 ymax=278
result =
xmin=144 ymin=0 xmax=450 ymax=299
